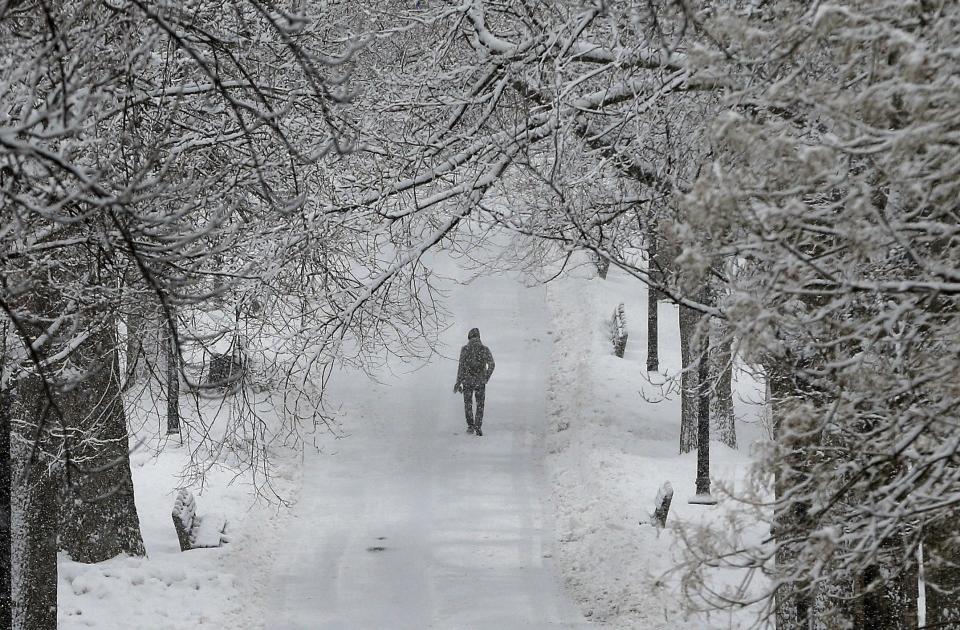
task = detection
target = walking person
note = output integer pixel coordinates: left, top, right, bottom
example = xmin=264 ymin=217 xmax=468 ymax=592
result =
xmin=453 ymin=328 xmax=495 ymax=436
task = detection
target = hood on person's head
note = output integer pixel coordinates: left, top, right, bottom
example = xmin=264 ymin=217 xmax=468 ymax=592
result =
xmin=468 ymin=328 xmax=480 ymax=341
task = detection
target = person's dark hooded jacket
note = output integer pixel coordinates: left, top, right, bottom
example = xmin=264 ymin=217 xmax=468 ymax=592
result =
xmin=456 ymin=328 xmax=495 ymax=389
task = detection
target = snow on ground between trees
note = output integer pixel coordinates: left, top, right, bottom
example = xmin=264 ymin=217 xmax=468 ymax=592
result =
xmin=544 ymin=260 xmax=767 ymax=629
xmin=57 ymin=392 xmax=300 ymax=629
xmin=56 ymin=254 xmax=769 ymax=629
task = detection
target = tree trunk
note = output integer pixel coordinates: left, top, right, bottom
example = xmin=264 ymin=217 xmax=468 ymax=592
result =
xmin=710 ymin=319 xmax=737 ymax=449
xmin=811 ymin=566 xmax=858 ymax=630
xmin=694 ymin=318 xmax=711 ymax=496
xmin=13 ymin=471 xmax=58 ymax=630
xmin=7 ymin=240 xmax=146 ymax=623
xmin=770 ymin=366 xmax=814 ymax=630
xmin=860 ymin=538 xmax=918 ymax=630
xmin=166 ymin=315 xmax=180 ymax=434
xmin=679 ymin=302 xmax=699 ymax=453
xmin=123 ymin=269 xmax=145 ymax=389
xmin=124 ymin=297 xmax=163 ymax=389
xmin=10 ymin=376 xmax=58 ymax=630
xmin=124 ymin=307 xmax=143 ymax=391
xmin=596 ymin=254 xmax=610 ymax=279
xmin=57 ymin=321 xmax=146 ymax=563
xmin=1 ymin=385 xmax=12 ymax=630
xmin=647 ymin=233 xmax=659 ymax=372
xmin=923 ymin=511 xmax=960 ymax=625
xmin=647 ymin=283 xmax=659 ymax=372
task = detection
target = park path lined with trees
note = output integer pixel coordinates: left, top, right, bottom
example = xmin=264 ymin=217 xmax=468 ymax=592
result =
xmin=263 ymin=248 xmax=589 ymax=629
xmin=4 ymin=2 xmax=960 ymax=628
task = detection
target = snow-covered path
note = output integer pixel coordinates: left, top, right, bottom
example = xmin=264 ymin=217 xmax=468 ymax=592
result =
xmin=263 ymin=251 xmax=590 ymax=629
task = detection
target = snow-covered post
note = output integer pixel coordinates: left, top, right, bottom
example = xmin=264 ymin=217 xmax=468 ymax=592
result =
xmin=651 ymin=482 xmax=673 ymax=528
xmin=596 ymin=253 xmax=610 ymax=279
xmin=611 ymin=303 xmax=628 ymax=358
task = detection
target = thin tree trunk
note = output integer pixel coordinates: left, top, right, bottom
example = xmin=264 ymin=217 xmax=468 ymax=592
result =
xmin=57 ymin=321 xmax=146 ymax=563
xmin=1 ymin=385 xmax=11 ymax=630
xmin=122 ymin=269 xmax=164 ymax=390
xmin=647 ymin=232 xmax=659 ymax=372
xmin=710 ymin=319 xmax=736 ymax=449
xmin=125 ymin=298 xmax=163 ymax=388
xmin=166 ymin=315 xmax=180 ymax=434
xmin=679 ymin=302 xmax=699 ymax=453
xmin=124 ymin=308 xmax=143 ymax=390
xmin=647 ymin=285 xmax=659 ymax=373
xmin=694 ymin=314 xmax=711 ymax=496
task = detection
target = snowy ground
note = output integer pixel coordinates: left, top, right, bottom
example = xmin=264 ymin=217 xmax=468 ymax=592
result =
xmin=56 ymin=243 xmax=766 ymax=629
xmin=58 ymin=392 xmax=300 ymax=629
xmin=261 ymin=248 xmax=589 ymax=629
xmin=544 ymin=260 xmax=766 ymax=629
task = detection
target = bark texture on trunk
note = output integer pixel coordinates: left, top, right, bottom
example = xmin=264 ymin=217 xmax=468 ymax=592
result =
xmin=694 ymin=322 xmax=711 ymax=496
xmin=859 ymin=541 xmax=918 ymax=630
xmin=166 ymin=315 xmax=180 ymax=434
xmin=679 ymin=302 xmax=699 ymax=453
xmin=10 ymin=376 xmax=58 ymax=630
xmin=13 ymin=472 xmax=58 ymax=630
xmin=770 ymin=366 xmax=813 ymax=630
xmin=58 ymin=323 xmax=146 ymax=563
xmin=710 ymin=319 xmax=736 ymax=449
xmin=1 ymin=386 xmax=12 ymax=630
xmin=647 ymin=282 xmax=659 ymax=372
xmin=811 ymin=568 xmax=857 ymax=630
xmin=924 ymin=512 xmax=960 ymax=626
xmin=646 ymin=232 xmax=659 ymax=372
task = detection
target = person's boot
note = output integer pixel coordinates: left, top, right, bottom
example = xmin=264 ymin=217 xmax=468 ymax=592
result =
xmin=475 ymin=425 xmax=483 ymax=437
xmin=466 ymin=424 xmax=475 ymax=435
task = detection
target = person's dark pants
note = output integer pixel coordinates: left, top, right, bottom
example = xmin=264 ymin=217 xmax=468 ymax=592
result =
xmin=463 ymin=385 xmax=486 ymax=428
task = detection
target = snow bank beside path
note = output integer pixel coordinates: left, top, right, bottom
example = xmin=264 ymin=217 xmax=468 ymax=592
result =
xmin=58 ymin=392 xmax=300 ymax=630
xmin=544 ymin=262 xmax=766 ymax=629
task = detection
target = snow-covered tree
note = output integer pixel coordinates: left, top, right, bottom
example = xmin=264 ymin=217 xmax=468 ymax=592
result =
xmin=1 ymin=1 xmax=352 ymax=626
xmin=349 ymin=1 xmax=740 ymax=453
xmin=340 ymin=1 xmax=959 ymax=625
xmin=671 ymin=1 xmax=960 ymax=626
